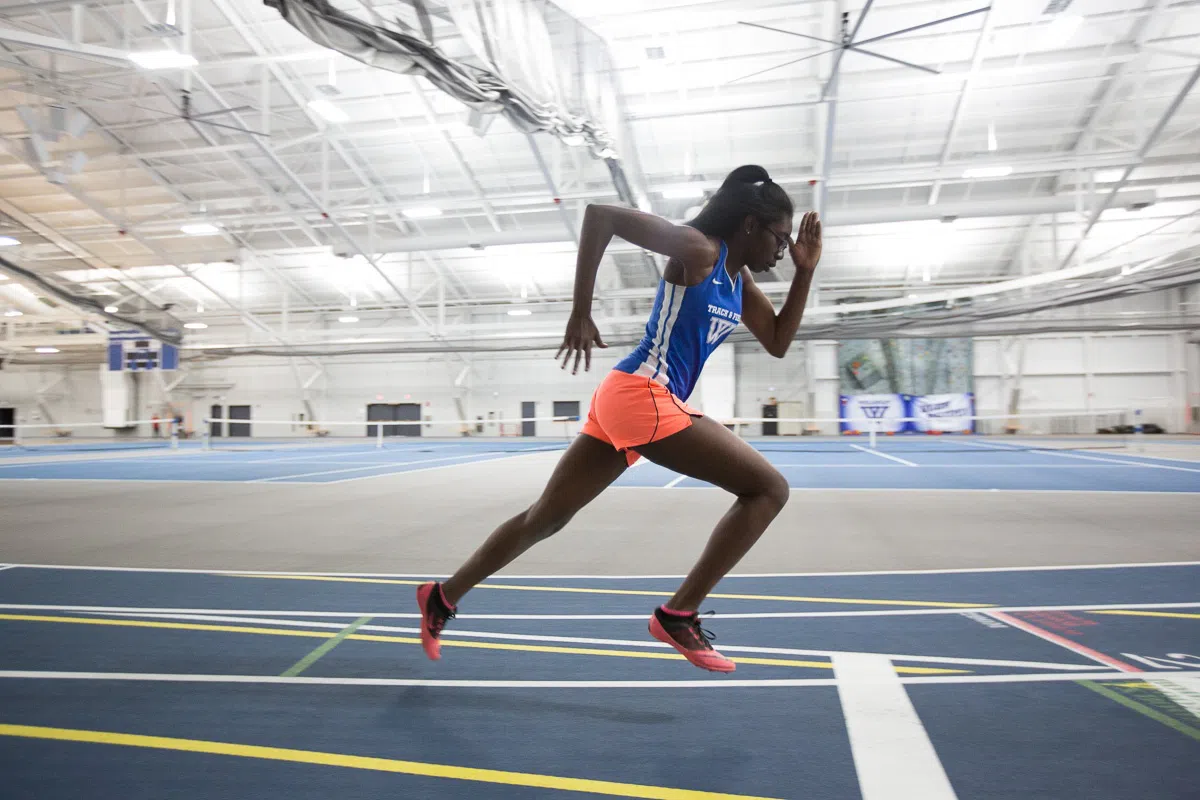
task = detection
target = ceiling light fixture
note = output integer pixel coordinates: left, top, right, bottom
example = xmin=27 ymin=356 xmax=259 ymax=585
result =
xmin=401 ymin=206 xmax=442 ymax=219
xmin=4 ymin=309 xmax=23 ymax=317
xmin=338 ymin=315 xmax=359 ymax=323
xmin=1043 ymin=14 xmax=1083 ymax=47
xmin=307 ymin=98 xmax=349 ymax=123
xmin=128 ymin=50 xmax=198 ymax=70
xmin=0 ymin=236 xmax=19 ymax=247
xmin=181 ymin=222 xmax=220 ymax=236
xmin=507 ymin=309 xmax=532 ymax=317
xmin=183 ymin=322 xmax=208 ymax=330
xmin=962 ymin=166 xmax=1013 ymax=179
xmin=35 ymin=347 xmax=59 ymax=354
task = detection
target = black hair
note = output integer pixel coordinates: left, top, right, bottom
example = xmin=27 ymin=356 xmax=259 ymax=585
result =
xmin=686 ymin=165 xmax=794 ymax=239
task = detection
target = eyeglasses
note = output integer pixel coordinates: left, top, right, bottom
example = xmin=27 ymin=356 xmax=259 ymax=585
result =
xmin=766 ymin=228 xmax=791 ymax=258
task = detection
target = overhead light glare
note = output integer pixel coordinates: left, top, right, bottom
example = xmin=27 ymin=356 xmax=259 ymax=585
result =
xmin=4 ymin=309 xmax=23 ymax=317
xmin=962 ymin=166 xmax=1013 ymax=179
xmin=128 ymin=50 xmax=198 ymax=70
xmin=183 ymin=322 xmax=208 ymax=330
xmin=1043 ymin=14 xmax=1083 ymax=48
xmin=35 ymin=347 xmax=59 ymax=354
xmin=507 ymin=308 xmax=533 ymax=317
xmin=307 ymin=98 xmax=349 ymax=123
xmin=1064 ymin=282 xmax=1082 ymax=289
xmin=181 ymin=222 xmax=220 ymax=236
xmin=660 ymin=186 xmax=705 ymax=199
xmin=401 ymin=206 xmax=442 ymax=219
xmin=104 ymin=305 xmax=119 ymax=313
xmin=338 ymin=315 xmax=359 ymax=323
xmin=0 ymin=236 xmax=19 ymax=247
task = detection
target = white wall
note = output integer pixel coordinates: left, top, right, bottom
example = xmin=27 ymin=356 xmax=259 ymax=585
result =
xmin=2 ymin=324 xmax=1194 ymax=437
xmin=973 ymin=332 xmax=1190 ymax=429
xmin=0 ymin=350 xmax=621 ymax=438
xmin=734 ymin=340 xmax=840 ymax=433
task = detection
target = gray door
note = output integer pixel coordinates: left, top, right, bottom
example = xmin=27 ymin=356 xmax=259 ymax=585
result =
xmin=366 ymin=403 xmax=390 ymax=437
xmin=0 ymin=407 xmax=14 ymax=442
xmin=228 ymin=405 xmax=251 ymax=437
xmin=521 ymin=402 xmax=536 ymax=437
xmin=209 ymin=405 xmax=223 ymax=438
xmin=394 ymin=403 xmax=421 ymax=437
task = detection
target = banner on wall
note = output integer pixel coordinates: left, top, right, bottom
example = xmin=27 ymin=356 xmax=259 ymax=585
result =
xmin=839 ymin=394 xmax=909 ymax=433
xmin=911 ymin=393 xmax=976 ymax=432
xmin=840 ymin=393 xmax=976 ymax=434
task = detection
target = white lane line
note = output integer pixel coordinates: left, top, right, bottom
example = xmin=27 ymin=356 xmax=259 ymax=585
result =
xmin=319 ymin=449 xmax=555 ymax=485
xmin=956 ymin=440 xmax=1200 ymax=473
xmin=944 ymin=439 xmax=1200 ymax=465
xmin=664 ymin=474 xmax=687 ymax=488
xmin=0 ymin=478 xmax=317 ymax=485
xmin=239 ymin=448 xmax=524 ymax=465
xmin=849 ymin=445 xmax=918 ymax=467
xmin=75 ymin=611 xmax=1096 ymax=671
xmin=0 ymin=456 xmax=172 ymax=470
xmin=611 ymin=486 xmax=1200 ymax=495
xmin=4 ymin=601 xmax=1196 ymax=622
xmin=772 ymin=464 xmax=1135 ymax=469
xmin=5 ymin=560 xmax=1197 ymax=580
xmin=834 ymin=653 xmax=958 ymax=800
xmin=1030 ymin=449 xmax=1200 ymax=474
xmin=250 ymin=452 xmax=513 ymax=483
xmin=0 ymin=565 xmax=13 ymax=572
xmin=1 ymin=669 xmax=1192 ymax=689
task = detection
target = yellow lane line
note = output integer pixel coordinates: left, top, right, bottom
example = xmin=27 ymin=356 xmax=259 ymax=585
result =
xmin=0 ymin=613 xmax=964 ymax=675
xmin=227 ymin=573 xmax=990 ymax=609
xmin=0 ymin=723 xmax=783 ymax=799
xmin=1088 ymin=610 xmax=1200 ymax=620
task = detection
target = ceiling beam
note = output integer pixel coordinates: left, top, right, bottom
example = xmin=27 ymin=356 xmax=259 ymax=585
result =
xmin=173 ymin=190 xmax=1155 ymax=256
xmin=1 ymin=138 xmax=294 ymax=342
xmin=927 ymin=4 xmax=997 ymax=206
xmin=0 ymin=24 xmax=128 ymax=66
xmin=1058 ymin=62 xmax=1200 ymax=268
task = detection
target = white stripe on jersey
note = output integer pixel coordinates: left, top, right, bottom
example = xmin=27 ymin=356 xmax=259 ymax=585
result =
xmin=655 ymin=285 xmax=686 ymax=381
xmin=644 ymin=284 xmax=673 ymax=373
xmin=643 ymin=284 xmax=685 ymax=383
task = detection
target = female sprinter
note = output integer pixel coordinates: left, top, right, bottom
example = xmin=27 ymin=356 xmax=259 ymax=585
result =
xmin=418 ymin=165 xmax=822 ymax=672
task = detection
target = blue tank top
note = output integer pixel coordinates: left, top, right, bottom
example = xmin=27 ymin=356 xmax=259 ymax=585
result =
xmin=614 ymin=241 xmax=742 ymax=401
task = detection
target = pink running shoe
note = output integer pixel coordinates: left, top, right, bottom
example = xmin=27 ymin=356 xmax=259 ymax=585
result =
xmin=649 ymin=607 xmax=736 ymax=673
xmin=416 ymin=582 xmax=456 ymax=661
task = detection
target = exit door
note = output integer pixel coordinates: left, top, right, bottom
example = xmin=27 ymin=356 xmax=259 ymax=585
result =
xmin=228 ymin=405 xmax=251 ymax=437
xmin=366 ymin=403 xmax=422 ymax=437
xmin=521 ymin=402 xmax=535 ymax=437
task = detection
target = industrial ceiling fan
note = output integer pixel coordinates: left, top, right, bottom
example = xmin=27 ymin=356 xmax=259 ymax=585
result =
xmin=114 ymin=90 xmax=267 ymax=137
xmin=732 ymin=2 xmax=991 ymax=95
